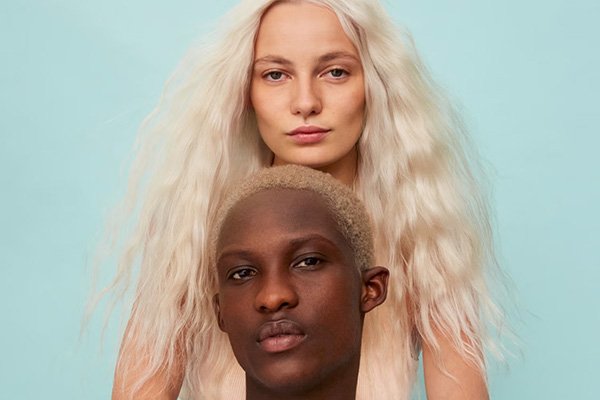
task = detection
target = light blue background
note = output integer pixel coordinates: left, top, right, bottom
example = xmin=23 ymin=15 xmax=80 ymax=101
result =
xmin=1 ymin=1 xmax=598 ymax=398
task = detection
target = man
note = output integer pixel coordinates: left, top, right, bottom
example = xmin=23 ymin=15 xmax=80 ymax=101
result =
xmin=211 ymin=165 xmax=389 ymax=400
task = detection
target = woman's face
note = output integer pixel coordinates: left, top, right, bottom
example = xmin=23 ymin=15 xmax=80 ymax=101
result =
xmin=250 ymin=1 xmax=365 ymax=176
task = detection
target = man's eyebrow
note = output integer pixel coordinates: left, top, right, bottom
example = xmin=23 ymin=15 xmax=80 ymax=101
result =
xmin=288 ymin=233 xmax=341 ymax=249
xmin=216 ymin=249 xmax=254 ymax=264
xmin=253 ymin=51 xmax=360 ymax=67
xmin=218 ymin=234 xmax=343 ymax=261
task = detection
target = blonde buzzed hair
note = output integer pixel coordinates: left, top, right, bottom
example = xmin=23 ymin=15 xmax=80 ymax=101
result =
xmin=211 ymin=164 xmax=375 ymax=272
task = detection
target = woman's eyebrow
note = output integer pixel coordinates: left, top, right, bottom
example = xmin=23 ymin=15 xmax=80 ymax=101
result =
xmin=253 ymin=55 xmax=292 ymax=67
xmin=317 ymin=51 xmax=360 ymax=64
xmin=254 ymin=51 xmax=359 ymax=67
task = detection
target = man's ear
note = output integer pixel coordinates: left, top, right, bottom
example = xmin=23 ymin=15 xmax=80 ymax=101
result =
xmin=212 ymin=294 xmax=226 ymax=332
xmin=360 ymin=266 xmax=389 ymax=313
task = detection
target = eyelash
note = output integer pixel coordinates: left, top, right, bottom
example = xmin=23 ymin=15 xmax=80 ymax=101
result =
xmin=226 ymin=255 xmax=324 ymax=280
xmin=261 ymin=68 xmax=349 ymax=82
xmin=264 ymin=71 xmax=287 ymax=82
xmin=293 ymin=256 xmax=323 ymax=269
xmin=324 ymin=68 xmax=349 ymax=79
xmin=228 ymin=267 xmax=256 ymax=281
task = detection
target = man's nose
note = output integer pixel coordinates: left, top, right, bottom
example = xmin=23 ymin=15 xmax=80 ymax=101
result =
xmin=254 ymin=269 xmax=299 ymax=313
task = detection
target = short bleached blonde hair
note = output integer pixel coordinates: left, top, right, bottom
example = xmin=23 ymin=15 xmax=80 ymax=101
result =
xmin=210 ymin=165 xmax=375 ymax=275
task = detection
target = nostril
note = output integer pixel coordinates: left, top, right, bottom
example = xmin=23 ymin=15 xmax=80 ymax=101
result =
xmin=260 ymin=300 xmax=290 ymax=313
xmin=254 ymin=274 xmax=299 ymax=313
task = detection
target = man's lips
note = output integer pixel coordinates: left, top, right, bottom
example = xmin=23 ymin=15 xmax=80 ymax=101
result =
xmin=257 ymin=320 xmax=307 ymax=353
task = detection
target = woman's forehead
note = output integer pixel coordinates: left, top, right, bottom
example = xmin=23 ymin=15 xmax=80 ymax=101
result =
xmin=254 ymin=2 xmax=358 ymax=60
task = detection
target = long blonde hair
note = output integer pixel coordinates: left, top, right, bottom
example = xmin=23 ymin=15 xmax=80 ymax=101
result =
xmin=99 ymin=0 xmax=507 ymax=398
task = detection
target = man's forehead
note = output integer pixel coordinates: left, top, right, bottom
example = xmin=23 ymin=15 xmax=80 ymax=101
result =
xmin=229 ymin=188 xmax=329 ymax=218
xmin=218 ymin=188 xmax=345 ymax=246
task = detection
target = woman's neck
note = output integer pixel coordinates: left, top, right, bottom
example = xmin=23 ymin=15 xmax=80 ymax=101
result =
xmin=272 ymin=146 xmax=358 ymax=187
xmin=316 ymin=148 xmax=357 ymax=187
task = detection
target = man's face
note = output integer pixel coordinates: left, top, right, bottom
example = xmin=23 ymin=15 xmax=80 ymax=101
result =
xmin=214 ymin=189 xmax=364 ymax=395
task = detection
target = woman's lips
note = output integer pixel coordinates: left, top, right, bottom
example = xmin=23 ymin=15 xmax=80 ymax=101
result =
xmin=287 ymin=126 xmax=330 ymax=145
xmin=257 ymin=320 xmax=307 ymax=353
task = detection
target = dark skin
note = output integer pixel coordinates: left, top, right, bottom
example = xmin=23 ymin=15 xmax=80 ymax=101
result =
xmin=213 ymin=189 xmax=389 ymax=400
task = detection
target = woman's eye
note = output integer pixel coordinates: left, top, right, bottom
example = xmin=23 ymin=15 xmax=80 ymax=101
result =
xmin=229 ymin=268 xmax=256 ymax=280
xmin=326 ymin=68 xmax=348 ymax=79
xmin=264 ymin=71 xmax=285 ymax=81
xmin=295 ymin=257 xmax=322 ymax=268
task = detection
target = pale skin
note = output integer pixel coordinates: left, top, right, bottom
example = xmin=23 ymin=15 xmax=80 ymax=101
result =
xmin=112 ymin=2 xmax=489 ymax=399
xmin=423 ymin=327 xmax=489 ymax=400
xmin=112 ymin=324 xmax=183 ymax=400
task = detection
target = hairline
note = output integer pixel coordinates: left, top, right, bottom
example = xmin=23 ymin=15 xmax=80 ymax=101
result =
xmin=216 ymin=186 xmax=364 ymax=272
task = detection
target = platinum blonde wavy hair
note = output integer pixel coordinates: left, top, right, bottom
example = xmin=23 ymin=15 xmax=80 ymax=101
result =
xmin=98 ymin=0 xmax=508 ymax=398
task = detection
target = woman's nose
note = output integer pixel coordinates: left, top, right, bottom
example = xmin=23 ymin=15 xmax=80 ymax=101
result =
xmin=290 ymin=77 xmax=322 ymax=118
xmin=254 ymin=270 xmax=299 ymax=313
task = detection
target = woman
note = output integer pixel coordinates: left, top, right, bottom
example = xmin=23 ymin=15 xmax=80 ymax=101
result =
xmin=108 ymin=0 xmax=505 ymax=399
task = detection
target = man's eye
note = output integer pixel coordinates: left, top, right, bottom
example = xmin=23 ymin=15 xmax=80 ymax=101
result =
xmin=229 ymin=268 xmax=256 ymax=280
xmin=294 ymin=257 xmax=322 ymax=268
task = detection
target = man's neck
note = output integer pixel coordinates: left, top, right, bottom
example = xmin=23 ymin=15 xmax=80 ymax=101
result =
xmin=245 ymin=361 xmax=359 ymax=400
